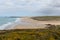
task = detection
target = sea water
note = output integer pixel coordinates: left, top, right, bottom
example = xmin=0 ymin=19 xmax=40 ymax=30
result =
xmin=0 ymin=17 xmax=19 ymax=30
xmin=0 ymin=17 xmax=16 ymax=25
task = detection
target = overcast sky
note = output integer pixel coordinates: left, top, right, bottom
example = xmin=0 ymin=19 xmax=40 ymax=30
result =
xmin=0 ymin=0 xmax=60 ymax=16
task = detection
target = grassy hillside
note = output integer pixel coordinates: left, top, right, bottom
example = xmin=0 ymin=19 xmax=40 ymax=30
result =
xmin=0 ymin=25 xmax=60 ymax=40
xmin=31 ymin=16 xmax=60 ymax=21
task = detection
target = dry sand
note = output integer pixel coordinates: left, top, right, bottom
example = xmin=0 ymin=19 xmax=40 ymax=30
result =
xmin=8 ymin=17 xmax=60 ymax=29
xmin=38 ymin=21 xmax=60 ymax=25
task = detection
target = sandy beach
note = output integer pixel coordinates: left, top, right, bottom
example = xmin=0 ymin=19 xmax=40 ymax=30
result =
xmin=7 ymin=17 xmax=60 ymax=29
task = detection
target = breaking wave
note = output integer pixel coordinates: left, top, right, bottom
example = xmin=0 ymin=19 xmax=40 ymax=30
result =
xmin=0 ymin=18 xmax=21 ymax=30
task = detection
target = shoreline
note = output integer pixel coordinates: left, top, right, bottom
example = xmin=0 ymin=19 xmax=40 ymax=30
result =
xmin=1 ymin=17 xmax=60 ymax=30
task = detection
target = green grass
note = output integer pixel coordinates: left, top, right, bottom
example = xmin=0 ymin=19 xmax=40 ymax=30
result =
xmin=0 ymin=25 xmax=60 ymax=40
xmin=31 ymin=16 xmax=60 ymax=21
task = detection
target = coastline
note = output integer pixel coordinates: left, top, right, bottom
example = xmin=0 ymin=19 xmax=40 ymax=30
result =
xmin=0 ymin=17 xmax=60 ymax=30
xmin=5 ymin=17 xmax=60 ymax=30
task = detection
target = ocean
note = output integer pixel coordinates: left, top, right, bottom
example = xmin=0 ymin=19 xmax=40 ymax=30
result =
xmin=0 ymin=17 xmax=20 ymax=30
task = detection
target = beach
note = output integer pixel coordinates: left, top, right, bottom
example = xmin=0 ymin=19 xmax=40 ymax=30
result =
xmin=0 ymin=17 xmax=60 ymax=30
xmin=5 ymin=17 xmax=60 ymax=29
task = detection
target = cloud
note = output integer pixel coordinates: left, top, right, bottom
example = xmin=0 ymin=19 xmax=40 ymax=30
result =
xmin=0 ymin=0 xmax=44 ymax=13
xmin=0 ymin=0 xmax=50 ymax=8
xmin=35 ymin=0 xmax=60 ymax=16
xmin=50 ymin=0 xmax=60 ymax=7
xmin=0 ymin=0 xmax=60 ymax=16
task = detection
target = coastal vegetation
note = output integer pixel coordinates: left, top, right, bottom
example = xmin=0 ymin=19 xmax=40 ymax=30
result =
xmin=0 ymin=24 xmax=60 ymax=40
xmin=31 ymin=16 xmax=60 ymax=21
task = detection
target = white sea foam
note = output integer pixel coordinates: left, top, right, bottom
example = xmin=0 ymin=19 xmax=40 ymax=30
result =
xmin=0 ymin=18 xmax=21 ymax=30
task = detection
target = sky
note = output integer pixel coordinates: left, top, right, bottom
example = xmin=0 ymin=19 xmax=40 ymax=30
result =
xmin=0 ymin=0 xmax=60 ymax=16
